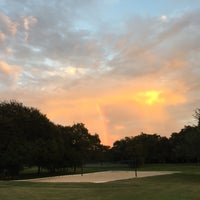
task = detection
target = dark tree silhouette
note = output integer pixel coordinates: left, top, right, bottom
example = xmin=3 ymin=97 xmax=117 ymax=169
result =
xmin=1 ymin=99 xmax=200 ymax=179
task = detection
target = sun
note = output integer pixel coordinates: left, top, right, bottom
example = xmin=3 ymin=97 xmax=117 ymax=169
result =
xmin=160 ymin=15 xmax=168 ymax=23
xmin=134 ymin=90 xmax=165 ymax=106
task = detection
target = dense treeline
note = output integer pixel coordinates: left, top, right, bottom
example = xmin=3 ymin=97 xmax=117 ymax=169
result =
xmin=0 ymin=100 xmax=109 ymax=178
xmin=111 ymin=126 xmax=200 ymax=165
xmin=0 ymin=100 xmax=200 ymax=178
xmin=111 ymin=108 xmax=200 ymax=165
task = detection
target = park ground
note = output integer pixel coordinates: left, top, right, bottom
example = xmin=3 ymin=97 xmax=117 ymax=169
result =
xmin=0 ymin=164 xmax=200 ymax=200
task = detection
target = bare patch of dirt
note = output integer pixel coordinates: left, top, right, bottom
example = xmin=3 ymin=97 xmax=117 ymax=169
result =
xmin=20 ymin=171 xmax=178 ymax=183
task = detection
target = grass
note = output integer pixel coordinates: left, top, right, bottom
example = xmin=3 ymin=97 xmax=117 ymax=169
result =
xmin=140 ymin=163 xmax=200 ymax=173
xmin=1 ymin=164 xmax=200 ymax=200
xmin=16 ymin=163 xmax=131 ymax=179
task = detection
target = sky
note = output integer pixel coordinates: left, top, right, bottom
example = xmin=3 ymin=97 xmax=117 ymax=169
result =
xmin=0 ymin=0 xmax=200 ymax=146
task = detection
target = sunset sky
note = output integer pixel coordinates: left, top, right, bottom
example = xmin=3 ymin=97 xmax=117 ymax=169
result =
xmin=0 ymin=0 xmax=200 ymax=146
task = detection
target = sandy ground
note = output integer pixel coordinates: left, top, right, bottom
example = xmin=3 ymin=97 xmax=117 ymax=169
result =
xmin=21 ymin=171 xmax=178 ymax=183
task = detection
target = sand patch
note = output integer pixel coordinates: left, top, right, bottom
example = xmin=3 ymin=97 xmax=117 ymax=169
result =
xmin=21 ymin=171 xmax=178 ymax=183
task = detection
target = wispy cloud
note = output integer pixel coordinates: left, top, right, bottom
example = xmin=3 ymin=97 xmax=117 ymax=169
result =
xmin=0 ymin=0 xmax=199 ymax=145
xmin=0 ymin=61 xmax=21 ymax=88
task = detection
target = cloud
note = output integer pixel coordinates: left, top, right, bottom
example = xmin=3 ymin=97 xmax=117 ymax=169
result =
xmin=0 ymin=32 xmax=5 ymax=41
xmin=22 ymin=16 xmax=37 ymax=41
xmin=23 ymin=16 xmax=37 ymax=31
xmin=0 ymin=13 xmax=19 ymax=35
xmin=0 ymin=1 xmax=199 ymax=145
xmin=160 ymin=15 xmax=168 ymax=23
xmin=0 ymin=61 xmax=21 ymax=87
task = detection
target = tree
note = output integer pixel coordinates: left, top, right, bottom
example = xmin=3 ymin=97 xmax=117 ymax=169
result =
xmin=0 ymin=101 xmax=30 ymax=177
xmin=111 ymin=133 xmax=171 ymax=166
xmin=56 ymin=125 xmax=74 ymax=171
xmin=170 ymin=125 xmax=200 ymax=163
xmin=65 ymin=123 xmax=91 ymax=173
xmin=0 ymin=100 xmax=58 ymax=177
xmin=194 ymin=108 xmax=200 ymax=127
xmin=0 ymin=100 xmax=107 ymax=178
xmin=111 ymin=136 xmax=143 ymax=169
xmin=112 ymin=137 xmax=131 ymax=162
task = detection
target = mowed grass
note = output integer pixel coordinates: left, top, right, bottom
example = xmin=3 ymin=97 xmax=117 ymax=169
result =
xmin=1 ymin=164 xmax=200 ymax=200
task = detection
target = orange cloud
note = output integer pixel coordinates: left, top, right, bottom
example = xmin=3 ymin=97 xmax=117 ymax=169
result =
xmin=0 ymin=32 xmax=5 ymax=41
xmin=0 ymin=61 xmax=21 ymax=81
xmin=0 ymin=14 xmax=18 ymax=35
xmin=40 ymin=97 xmax=110 ymax=145
xmin=23 ymin=16 xmax=38 ymax=31
xmin=30 ymin=76 xmax=189 ymax=147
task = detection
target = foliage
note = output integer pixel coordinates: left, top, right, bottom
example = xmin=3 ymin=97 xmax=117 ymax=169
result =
xmin=170 ymin=126 xmax=200 ymax=163
xmin=0 ymin=99 xmax=200 ymax=179
xmin=0 ymin=100 xmax=107 ymax=178
xmin=194 ymin=108 xmax=200 ymax=127
xmin=111 ymin=108 xmax=200 ymax=166
xmin=111 ymin=133 xmax=171 ymax=166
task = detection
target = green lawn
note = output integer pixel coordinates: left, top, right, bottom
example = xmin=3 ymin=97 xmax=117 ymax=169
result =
xmin=1 ymin=164 xmax=200 ymax=200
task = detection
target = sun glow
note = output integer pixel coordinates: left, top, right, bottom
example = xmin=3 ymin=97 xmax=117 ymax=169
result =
xmin=134 ymin=90 xmax=165 ymax=105
xmin=96 ymin=103 xmax=109 ymax=145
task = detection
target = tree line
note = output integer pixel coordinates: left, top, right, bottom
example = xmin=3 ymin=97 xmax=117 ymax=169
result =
xmin=0 ymin=100 xmax=109 ymax=178
xmin=111 ymin=108 xmax=200 ymax=166
xmin=0 ymin=100 xmax=200 ymax=178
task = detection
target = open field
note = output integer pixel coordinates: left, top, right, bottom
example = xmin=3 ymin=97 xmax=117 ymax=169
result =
xmin=1 ymin=164 xmax=200 ymax=200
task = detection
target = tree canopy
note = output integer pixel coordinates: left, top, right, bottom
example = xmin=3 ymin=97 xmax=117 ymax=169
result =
xmin=0 ymin=100 xmax=108 ymax=178
xmin=0 ymin=100 xmax=200 ymax=179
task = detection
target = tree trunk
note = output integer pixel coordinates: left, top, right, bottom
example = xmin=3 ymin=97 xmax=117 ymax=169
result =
xmin=73 ymin=165 xmax=76 ymax=174
xmin=37 ymin=165 xmax=41 ymax=176
xmin=135 ymin=168 xmax=137 ymax=178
